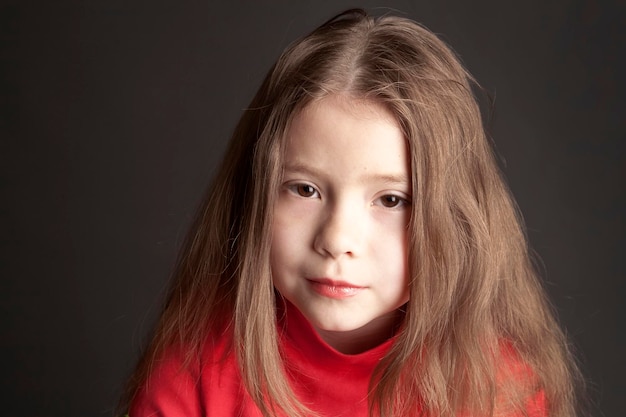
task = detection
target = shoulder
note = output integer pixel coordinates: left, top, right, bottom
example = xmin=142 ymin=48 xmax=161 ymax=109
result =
xmin=129 ymin=328 xmax=237 ymax=417
xmin=495 ymin=341 xmax=547 ymax=417
xmin=129 ymin=343 xmax=203 ymax=417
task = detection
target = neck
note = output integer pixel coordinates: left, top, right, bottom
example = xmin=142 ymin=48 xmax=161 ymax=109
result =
xmin=315 ymin=309 xmax=405 ymax=354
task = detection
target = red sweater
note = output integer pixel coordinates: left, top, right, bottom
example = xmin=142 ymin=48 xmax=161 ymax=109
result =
xmin=130 ymin=303 xmax=546 ymax=416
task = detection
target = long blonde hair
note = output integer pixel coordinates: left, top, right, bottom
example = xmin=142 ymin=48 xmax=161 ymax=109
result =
xmin=124 ymin=9 xmax=581 ymax=417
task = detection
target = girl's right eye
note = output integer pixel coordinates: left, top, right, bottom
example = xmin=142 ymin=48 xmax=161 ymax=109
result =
xmin=288 ymin=183 xmax=319 ymax=198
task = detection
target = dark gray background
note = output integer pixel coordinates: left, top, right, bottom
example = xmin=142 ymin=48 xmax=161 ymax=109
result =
xmin=2 ymin=1 xmax=624 ymax=416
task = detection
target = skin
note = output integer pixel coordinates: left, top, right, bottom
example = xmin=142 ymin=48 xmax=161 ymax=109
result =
xmin=270 ymin=94 xmax=411 ymax=354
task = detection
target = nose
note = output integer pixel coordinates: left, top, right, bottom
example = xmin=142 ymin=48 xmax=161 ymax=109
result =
xmin=313 ymin=201 xmax=364 ymax=258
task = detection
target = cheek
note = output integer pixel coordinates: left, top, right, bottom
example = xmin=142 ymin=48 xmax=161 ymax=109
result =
xmin=269 ymin=226 xmax=301 ymax=300
xmin=269 ymin=225 xmax=285 ymax=271
xmin=269 ymin=215 xmax=302 ymax=278
xmin=374 ymin=224 xmax=410 ymax=295
xmin=269 ymin=235 xmax=285 ymax=292
xmin=271 ymin=216 xmax=294 ymax=253
xmin=270 ymin=203 xmax=290 ymax=256
xmin=272 ymin=203 xmax=315 ymax=250
xmin=373 ymin=215 xmax=409 ymax=256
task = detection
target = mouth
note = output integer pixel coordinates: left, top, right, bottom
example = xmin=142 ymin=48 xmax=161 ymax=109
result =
xmin=306 ymin=278 xmax=365 ymax=299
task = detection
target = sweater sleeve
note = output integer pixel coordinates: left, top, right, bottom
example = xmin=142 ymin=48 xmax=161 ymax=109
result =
xmin=129 ymin=348 xmax=203 ymax=417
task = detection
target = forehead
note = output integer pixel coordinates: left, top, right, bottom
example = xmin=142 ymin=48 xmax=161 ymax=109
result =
xmin=283 ymin=95 xmax=409 ymax=184
xmin=294 ymin=94 xmax=398 ymax=128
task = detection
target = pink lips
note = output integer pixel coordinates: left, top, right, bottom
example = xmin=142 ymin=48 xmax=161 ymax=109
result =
xmin=307 ymin=278 xmax=364 ymax=299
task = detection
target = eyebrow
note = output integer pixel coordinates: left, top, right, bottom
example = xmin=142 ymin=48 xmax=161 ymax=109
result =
xmin=283 ymin=163 xmax=410 ymax=187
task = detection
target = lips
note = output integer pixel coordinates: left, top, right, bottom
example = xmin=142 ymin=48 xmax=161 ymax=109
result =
xmin=307 ymin=278 xmax=365 ymax=299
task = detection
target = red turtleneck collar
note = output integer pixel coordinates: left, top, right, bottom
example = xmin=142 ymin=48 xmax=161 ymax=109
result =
xmin=277 ymin=300 xmax=396 ymax=416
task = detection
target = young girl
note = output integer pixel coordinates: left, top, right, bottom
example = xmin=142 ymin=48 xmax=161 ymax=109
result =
xmin=124 ymin=9 xmax=581 ymax=417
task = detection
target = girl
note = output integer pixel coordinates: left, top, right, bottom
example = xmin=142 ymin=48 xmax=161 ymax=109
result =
xmin=124 ymin=9 xmax=581 ymax=417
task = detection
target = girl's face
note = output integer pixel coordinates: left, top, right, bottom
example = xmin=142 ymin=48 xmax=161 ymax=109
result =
xmin=271 ymin=95 xmax=410 ymax=354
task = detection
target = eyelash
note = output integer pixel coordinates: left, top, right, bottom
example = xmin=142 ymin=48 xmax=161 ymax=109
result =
xmin=286 ymin=183 xmax=410 ymax=209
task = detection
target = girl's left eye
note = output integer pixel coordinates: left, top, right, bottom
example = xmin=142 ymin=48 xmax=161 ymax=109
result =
xmin=377 ymin=194 xmax=409 ymax=208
